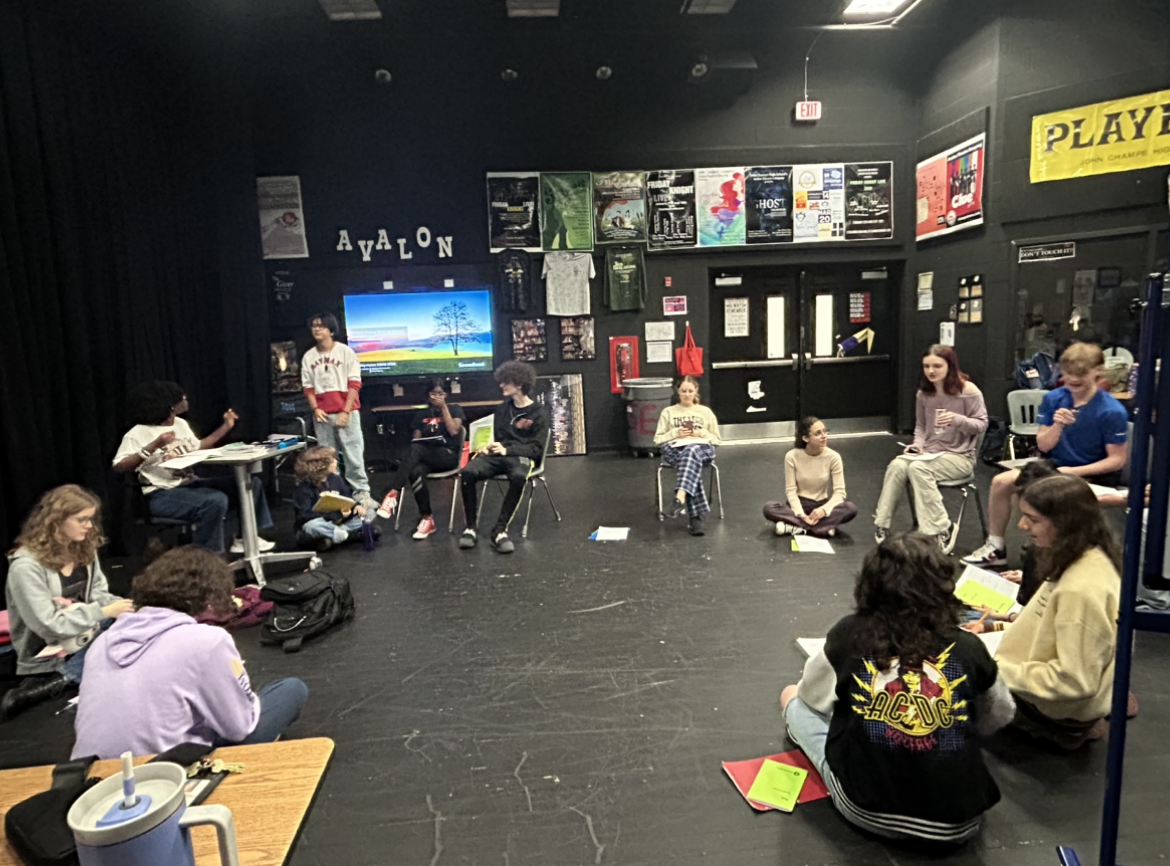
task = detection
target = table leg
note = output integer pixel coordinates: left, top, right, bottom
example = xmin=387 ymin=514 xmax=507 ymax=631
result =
xmin=233 ymin=462 xmax=265 ymax=586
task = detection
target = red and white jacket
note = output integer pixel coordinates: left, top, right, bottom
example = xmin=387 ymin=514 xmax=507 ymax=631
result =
xmin=301 ymin=343 xmax=362 ymax=413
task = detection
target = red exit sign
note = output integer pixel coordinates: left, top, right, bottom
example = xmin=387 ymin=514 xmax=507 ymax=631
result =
xmin=795 ymin=101 xmax=822 ymax=122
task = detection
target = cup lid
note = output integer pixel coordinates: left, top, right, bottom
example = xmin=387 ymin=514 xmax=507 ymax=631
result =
xmin=68 ymin=763 xmax=186 ymax=846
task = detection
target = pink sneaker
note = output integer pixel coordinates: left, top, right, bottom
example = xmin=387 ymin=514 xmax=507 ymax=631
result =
xmin=412 ymin=516 xmax=436 ymax=540
xmin=376 ymin=491 xmax=398 ymax=519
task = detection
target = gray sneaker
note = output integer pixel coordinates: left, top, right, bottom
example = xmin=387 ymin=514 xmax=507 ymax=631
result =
xmin=491 ymin=532 xmax=515 ymax=553
xmin=459 ymin=529 xmax=478 ymax=549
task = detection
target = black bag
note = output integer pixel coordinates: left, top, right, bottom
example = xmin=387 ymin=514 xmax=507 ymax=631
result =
xmin=980 ymin=419 xmax=1009 ymax=467
xmin=5 ymin=756 xmax=99 ymax=866
xmin=259 ymin=572 xmax=354 ymax=653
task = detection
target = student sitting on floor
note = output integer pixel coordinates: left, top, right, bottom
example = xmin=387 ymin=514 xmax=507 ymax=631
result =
xmin=654 ymin=376 xmax=722 ymax=537
xmin=780 ymin=534 xmax=1014 ymax=844
xmin=964 ymin=475 xmax=1121 ymax=749
xmin=873 ymin=345 xmax=988 ymax=554
xmin=964 ymin=342 xmax=1127 ymax=567
xmin=459 ymin=361 xmax=549 ymax=554
xmin=72 ymin=547 xmax=309 ymax=760
xmin=3 ymin=485 xmax=134 ymax=721
xmin=293 ymin=445 xmax=370 ymax=552
xmin=764 ymin=416 xmax=858 ymax=538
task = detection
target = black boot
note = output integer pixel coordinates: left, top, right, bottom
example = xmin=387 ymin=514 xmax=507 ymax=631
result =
xmin=688 ymin=516 xmax=705 ymax=536
xmin=0 ymin=674 xmax=74 ymax=722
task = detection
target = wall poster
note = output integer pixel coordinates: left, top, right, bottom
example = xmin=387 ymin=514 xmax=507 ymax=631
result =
xmin=270 ymin=341 xmax=301 ymax=393
xmin=540 ymin=172 xmax=594 ymax=252
xmin=511 ymin=318 xmax=548 ymax=362
xmin=560 ymin=316 xmax=596 ymax=361
xmin=745 ymin=166 xmax=794 ymax=244
xmin=663 ymin=295 xmax=688 ymax=316
xmin=844 ymin=163 xmax=894 ymax=240
xmin=257 ymin=176 xmax=309 ymax=259
xmin=792 ymin=165 xmax=845 ymax=242
xmin=609 ymin=336 xmax=640 ymax=393
xmin=724 ymin=297 xmax=750 ymax=337
xmin=536 ymin=374 xmax=587 ymax=456
xmin=487 ymin=172 xmax=542 ymax=252
xmin=646 ymin=170 xmax=697 ymax=249
xmin=916 ymin=132 xmax=986 ymax=242
xmin=696 ymin=167 xmax=746 ymax=246
xmin=593 ymin=171 xmax=647 ymax=244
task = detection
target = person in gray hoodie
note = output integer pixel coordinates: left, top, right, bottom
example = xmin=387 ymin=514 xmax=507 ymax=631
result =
xmin=72 ymin=547 xmax=308 ymax=760
xmin=3 ymin=485 xmax=133 ymax=720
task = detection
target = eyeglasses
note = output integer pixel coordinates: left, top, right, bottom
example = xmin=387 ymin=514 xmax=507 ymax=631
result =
xmin=74 ymin=516 xmax=95 ymax=526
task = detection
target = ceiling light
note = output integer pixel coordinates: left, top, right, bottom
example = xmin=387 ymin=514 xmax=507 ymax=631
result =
xmin=506 ymin=0 xmax=560 ymax=17
xmin=316 ymin=0 xmax=381 ymax=21
xmin=596 ymin=66 xmax=613 ymax=81
xmin=501 ymin=68 xmax=520 ymax=82
xmin=843 ymin=0 xmax=912 ymax=16
xmin=680 ymin=0 xmax=738 ymax=13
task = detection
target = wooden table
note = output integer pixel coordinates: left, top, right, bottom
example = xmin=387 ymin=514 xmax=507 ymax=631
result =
xmin=0 ymin=737 xmax=334 ymax=866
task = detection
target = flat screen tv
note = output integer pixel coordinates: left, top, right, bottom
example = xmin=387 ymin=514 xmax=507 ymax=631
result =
xmin=342 ymin=289 xmax=494 ymax=377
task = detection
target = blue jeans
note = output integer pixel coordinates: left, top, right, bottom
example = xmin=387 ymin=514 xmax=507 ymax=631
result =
xmin=297 ymin=515 xmax=363 ymax=546
xmin=58 ymin=618 xmax=114 ymax=683
xmin=149 ymin=476 xmax=274 ymax=554
xmin=314 ymin=411 xmax=369 ymax=497
xmin=214 ymin=678 xmax=309 ymax=747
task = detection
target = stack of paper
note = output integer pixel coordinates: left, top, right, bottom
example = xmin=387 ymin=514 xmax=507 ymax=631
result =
xmin=791 ymin=536 xmax=835 ymax=554
xmin=589 ymin=527 xmax=630 ymax=541
xmin=954 ymin=564 xmax=1021 ymax=616
xmin=722 ymin=750 xmax=830 ymax=812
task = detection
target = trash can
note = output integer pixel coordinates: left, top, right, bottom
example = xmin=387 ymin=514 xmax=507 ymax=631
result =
xmin=622 ymin=377 xmax=675 ymax=457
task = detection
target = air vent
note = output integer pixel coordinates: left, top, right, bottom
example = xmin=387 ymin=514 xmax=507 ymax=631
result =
xmin=680 ymin=0 xmax=738 ymax=14
xmin=317 ymin=0 xmax=382 ymax=21
xmin=506 ymin=0 xmax=560 ymax=17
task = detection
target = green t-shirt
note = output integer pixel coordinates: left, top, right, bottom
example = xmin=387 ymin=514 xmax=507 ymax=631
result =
xmin=604 ymin=245 xmax=646 ymax=311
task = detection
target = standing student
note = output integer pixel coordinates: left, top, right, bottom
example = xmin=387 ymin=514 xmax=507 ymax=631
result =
xmin=459 ymin=361 xmax=548 ymax=554
xmin=654 ymin=376 xmax=721 ymax=537
xmin=393 ymin=378 xmax=466 ymax=540
xmin=113 ymin=381 xmax=274 ymax=555
xmin=964 ymin=342 xmax=1127 ymax=567
xmin=965 ymin=476 xmax=1121 ymax=749
xmin=764 ymin=416 xmax=858 ymax=538
xmin=302 ymin=312 xmax=373 ymax=507
xmin=4 ymin=486 xmax=134 ymax=720
xmin=780 ymin=535 xmax=1013 ymax=844
xmin=874 ymin=346 xmax=988 ymax=553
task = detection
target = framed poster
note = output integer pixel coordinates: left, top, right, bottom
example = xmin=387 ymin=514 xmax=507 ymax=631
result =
xmin=745 ymin=166 xmax=794 ymax=244
xmin=487 ymin=173 xmax=541 ymax=252
xmin=540 ymin=172 xmax=594 ymax=251
xmin=536 ymin=374 xmax=587 ymax=456
xmin=593 ymin=171 xmax=647 ymax=244
xmin=792 ymin=165 xmax=846 ymax=242
xmin=696 ymin=167 xmax=746 ymax=246
xmin=609 ymin=336 xmax=640 ymax=393
xmin=270 ymin=341 xmax=301 ymax=393
xmin=646 ymin=170 xmax=697 ymax=249
xmin=844 ymin=163 xmax=894 ymax=241
xmin=560 ymin=316 xmax=596 ymax=360
xmin=511 ymin=318 xmax=547 ymax=362
xmin=916 ymin=133 xmax=986 ymax=242
xmin=663 ymin=295 xmax=688 ymax=316
xmin=257 ymin=176 xmax=309 ymax=259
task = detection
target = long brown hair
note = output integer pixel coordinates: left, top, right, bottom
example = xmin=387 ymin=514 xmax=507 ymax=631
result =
xmin=295 ymin=445 xmax=337 ymax=490
xmin=10 ymin=485 xmax=106 ymax=571
xmin=1022 ymin=475 xmax=1122 ymax=583
xmin=678 ymin=375 xmax=701 ymax=405
xmin=852 ymin=533 xmax=964 ymax=669
xmin=919 ymin=344 xmax=970 ymax=396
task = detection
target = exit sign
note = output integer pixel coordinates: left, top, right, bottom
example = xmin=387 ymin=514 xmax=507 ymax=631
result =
xmin=795 ymin=101 xmax=822 ymax=122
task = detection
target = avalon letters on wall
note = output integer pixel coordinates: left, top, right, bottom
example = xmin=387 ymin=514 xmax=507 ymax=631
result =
xmin=1030 ymin=88 xmax=1170 ymax=183
xmin=336 ymin=226 xmax=454 ymax=262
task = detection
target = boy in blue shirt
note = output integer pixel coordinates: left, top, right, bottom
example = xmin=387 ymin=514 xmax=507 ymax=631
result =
xmin=963 ymin=343 xmax=1128 ymax=566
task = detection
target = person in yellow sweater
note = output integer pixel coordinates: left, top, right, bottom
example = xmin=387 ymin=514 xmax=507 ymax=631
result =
xmin=653 ymin=376 xmax=721 ymax=537
xmin=965 ymin=475 xmax=1121 ymax=749
xmin=763 ymin=416 xmax=858 ymax=539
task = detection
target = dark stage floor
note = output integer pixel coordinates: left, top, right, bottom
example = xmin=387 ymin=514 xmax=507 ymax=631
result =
xmin=2 ymin=436 xmax=1168 ymax=866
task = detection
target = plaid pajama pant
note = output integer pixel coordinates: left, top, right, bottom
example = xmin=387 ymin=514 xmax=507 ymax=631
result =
xmin=662 ymin=442 xmax=716 ymax=517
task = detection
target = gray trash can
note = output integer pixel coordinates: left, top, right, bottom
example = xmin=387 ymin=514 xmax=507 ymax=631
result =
xmin=622 ymin=377 xmax=675 ymax=457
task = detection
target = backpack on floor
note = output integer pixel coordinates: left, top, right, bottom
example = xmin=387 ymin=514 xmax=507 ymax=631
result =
xmin=980 ymin=419 xmax=1009 ymax=467
xmin=259 ymin=571 xmax=355 ymax=653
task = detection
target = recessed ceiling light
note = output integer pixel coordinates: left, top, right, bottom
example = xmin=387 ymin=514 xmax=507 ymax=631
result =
xmin=843 ymin=0 xmax=912 ymax=16
xmin=596 ymin=66 xmax=613 ymax=81
xmin=316 ymin=0 xmax=381 ymax=21
xmin=680 ymin=0 xmax=738 ymax=14
xmin=506 ymin=0 xmax=560 ymax=17
xmin=501 ymin=68 xmax=520 ymax=82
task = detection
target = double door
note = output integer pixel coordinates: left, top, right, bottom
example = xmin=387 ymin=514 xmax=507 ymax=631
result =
xmin=707 ymin=265 xmax=896 ymax=431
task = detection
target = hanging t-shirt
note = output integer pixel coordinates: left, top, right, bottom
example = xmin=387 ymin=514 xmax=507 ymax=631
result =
xmin=604 ymin=245 xmax=646 ymax=312
xmin=497 ymin=249 xmax=532 ymax=314
xmin=113 ymin=418 xmax=202 ymax=494
xmin=410 ymin=403 xmax=467 ymax=450
xmin=542 ymin=252 xmax=594 ymax=316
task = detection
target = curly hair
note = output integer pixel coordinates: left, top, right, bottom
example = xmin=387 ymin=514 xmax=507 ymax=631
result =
xmin=10 ymin=485 xmax=107 ymax=571
xmin=126 ymin=380 xmax=185 ymax=426
xmin=131 ymin=547 xmax=234 ymax=617
xmin=495 ymin=360 xmax=536 ymax=395
xmin=852 ymin=533 xmax=964 ymax=669
xmin=295 ymin=445 xmax=338 ymax=490
xmin=918 ymin=345 xmax=970 ymax=396
xmin=1022 ymin=475 xmax=1121 ymax=583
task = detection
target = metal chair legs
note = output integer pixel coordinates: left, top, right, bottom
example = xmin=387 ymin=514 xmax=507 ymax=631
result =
xmin=656 ymin=463 xmax=722 ymax=519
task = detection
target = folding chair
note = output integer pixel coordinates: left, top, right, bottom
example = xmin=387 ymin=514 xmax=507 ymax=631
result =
xmin=475 ymin=429 xmax=562 ymax=538
xmin=656 ymin=459 xmax=725 ymax=520
xmin=394 ymin=427 xmax=467 ymax=533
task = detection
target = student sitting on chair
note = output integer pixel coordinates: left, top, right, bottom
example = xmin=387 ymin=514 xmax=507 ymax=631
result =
xmin=781 ymin=534 xmax=1014 ymax=844
xmin=459 ymin=361 xmax=548 ymax=554
xmin=764 ymin=416 xmax=857 ymax=538
xmin=654 ymin=376 xmax=721 ymax=537
xmin=72 ymin=548 xmax=309 ymax=760
xmin=964 ymin=343 xmax=1127 ymax=567
xmin=964 ymin=476 xmax=1120 ymax=749
xmin=385 ymin=378 xmax=466 ymax=540
xmin=292 ymin=446 xmax=372 ymax=552
xmin=874 ymin=345 xmax=988 ymax=553
xmin=3 ymin=485 xmax=134 ymax=721
xmin=112 ymin=380 xmax=275 ymax=556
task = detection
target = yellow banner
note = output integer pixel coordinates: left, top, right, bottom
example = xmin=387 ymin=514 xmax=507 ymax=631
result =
xmin=1030 ymin=89 xmax=1170 ymax=183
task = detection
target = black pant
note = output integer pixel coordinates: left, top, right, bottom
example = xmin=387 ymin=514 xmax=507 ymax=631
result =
xmin=391 ymin=443 xmax=460 ymax=517
xmin=460 ymin=454 xmax=531 ymax=535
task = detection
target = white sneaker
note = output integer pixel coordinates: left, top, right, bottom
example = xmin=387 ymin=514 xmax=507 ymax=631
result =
xmin=230 ymin=537 xmax=276 ymax=554
xmin=961 ymin=542 xmax=1007 ymax=567
xmin=774 ymin=522 xmax=805 ymax=536
xmin=874 ymin=526 xmax=890 ymax=545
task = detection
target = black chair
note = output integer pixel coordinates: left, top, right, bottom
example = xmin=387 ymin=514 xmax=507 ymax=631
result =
xmin=125 ymin=477 xmax=194 ymax=546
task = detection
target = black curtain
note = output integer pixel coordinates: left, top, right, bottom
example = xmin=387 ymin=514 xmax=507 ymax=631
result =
xmin=0 ymin=0 xmax=271 ymax=552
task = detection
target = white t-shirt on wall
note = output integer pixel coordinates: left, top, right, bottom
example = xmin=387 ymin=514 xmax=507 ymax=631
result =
xmin=113 ymin=417 xmax=201 ymax=494
xmin=543 ymin=252 xmax=595 ymax=316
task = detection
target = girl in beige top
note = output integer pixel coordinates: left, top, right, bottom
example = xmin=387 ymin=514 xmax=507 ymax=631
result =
xmin=654 ymin=377 xmax=720 ymax=537
xmin=763 ymin=417 xmax=858 ymax=538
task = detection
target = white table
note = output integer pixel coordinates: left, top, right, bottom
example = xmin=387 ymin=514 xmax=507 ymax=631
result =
xmin=205 ymin=442 xmax=319 ymax=586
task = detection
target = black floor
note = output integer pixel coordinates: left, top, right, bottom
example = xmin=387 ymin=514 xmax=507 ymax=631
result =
xmin=3 ymin=436 xmax=1168 ymax=866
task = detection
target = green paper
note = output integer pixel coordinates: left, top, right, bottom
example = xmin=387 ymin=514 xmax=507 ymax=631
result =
xmin=954 ymin=580 xmax=1016 ymax=615
xmin=746 ymin=759 xmax=808 ymax=812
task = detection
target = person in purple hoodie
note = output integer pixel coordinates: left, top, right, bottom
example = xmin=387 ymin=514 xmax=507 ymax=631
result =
xmin=72 ymin=548 xmax=309 ymax=760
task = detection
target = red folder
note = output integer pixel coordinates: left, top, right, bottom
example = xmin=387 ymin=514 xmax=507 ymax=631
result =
xmin=721 ymin=750 xmax=831 ymax=811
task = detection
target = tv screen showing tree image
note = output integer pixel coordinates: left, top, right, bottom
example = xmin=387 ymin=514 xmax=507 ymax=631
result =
xmin=342 ymin=289 xmax=494 ymax=377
